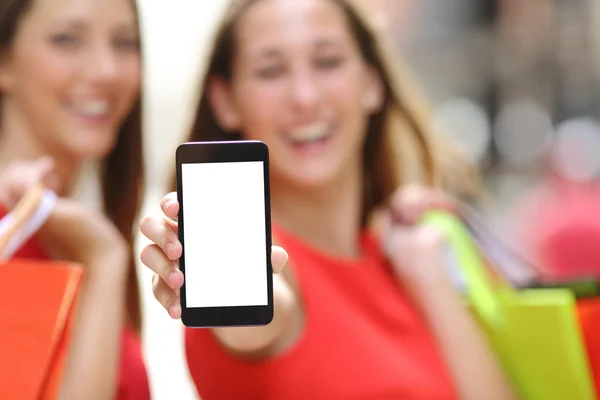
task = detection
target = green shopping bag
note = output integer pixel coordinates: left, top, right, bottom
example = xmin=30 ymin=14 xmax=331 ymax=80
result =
xmin=422 ymin=211 xmax=596 ymax=400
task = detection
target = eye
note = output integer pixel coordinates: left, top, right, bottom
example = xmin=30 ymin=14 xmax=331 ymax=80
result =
xmin=114 ymin=36 xmax=140 ymax=51
xmin=256 ymin=65 xmax=286 ymax=79
xmin=315 ymin=56 xmax=344 ymax=70
xmin=50 ymin=33 xmax=80 ymax=48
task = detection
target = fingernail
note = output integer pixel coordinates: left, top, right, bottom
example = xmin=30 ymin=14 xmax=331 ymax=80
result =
xmin=169 ymin=303 xmax=178 ymax=317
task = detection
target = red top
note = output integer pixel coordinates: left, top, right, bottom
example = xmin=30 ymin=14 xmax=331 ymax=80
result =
xmin=4 ymin=210 xmax=151 ymax=400
xmin=185 ymin=225 xmax=457 ymax=400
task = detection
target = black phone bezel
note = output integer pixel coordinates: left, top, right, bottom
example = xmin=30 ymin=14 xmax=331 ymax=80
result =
xmin=176 ymin=140 xmax=274 ymax=328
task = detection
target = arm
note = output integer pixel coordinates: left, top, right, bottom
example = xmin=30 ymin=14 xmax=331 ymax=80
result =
xmin=386 ymin=227 xmax=516 ymax=400
xmin=35 ymin=201 xmax=131 ymax=400
xmin=408 ymin=264 xmax=517 ymax=400
xmin=384 ymin=185 xmax=517 ymax=400
xmin=58 ymin=255 xmax=128 ymax=400
xmin=213 ymin=271 xmax=302 ymax=356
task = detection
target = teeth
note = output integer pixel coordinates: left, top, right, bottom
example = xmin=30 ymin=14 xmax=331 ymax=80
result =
xmin=71 ymin=101 xmax=109 ymax=117
xmin=288 ymin=123 xmax=329 ymax=143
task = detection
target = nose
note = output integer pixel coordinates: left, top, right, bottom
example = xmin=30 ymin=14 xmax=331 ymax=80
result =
xmin=289 ymin=67 xmax=320 ymax=112
xmin=83 ymin=44 xmax=120 ymax=84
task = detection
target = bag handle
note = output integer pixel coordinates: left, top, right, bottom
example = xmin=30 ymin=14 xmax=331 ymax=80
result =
xmin=458 ymin=202 xmax=545 ymax=286
xmin=421 ymin=210 xmax=505 ymax=326
xmin=0 ymin=184 xmax=57 ymax=260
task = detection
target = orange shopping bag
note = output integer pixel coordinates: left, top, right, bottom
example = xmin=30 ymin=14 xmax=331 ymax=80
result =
xmin=0 ymin=184 xmax=84 ymax=400
xmin=0 ymin=260 xmax=83 ymax=400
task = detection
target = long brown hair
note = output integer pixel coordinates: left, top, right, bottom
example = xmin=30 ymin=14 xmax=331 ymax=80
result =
xmin=0 ymin=0 xmax=145 ymax=334
xmin=176 ymin=0 xmax=481 ymax=226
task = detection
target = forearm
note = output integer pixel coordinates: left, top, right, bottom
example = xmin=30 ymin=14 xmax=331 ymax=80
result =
xmin=58 ymin=261 xmax=127 ymax=400
xmin=411 ymin=270 xmax=517 ymax=400
xmin=213 ymin=274 xmax=300 ymax=356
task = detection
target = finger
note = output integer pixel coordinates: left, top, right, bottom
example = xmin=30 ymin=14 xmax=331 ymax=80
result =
xmin=383 ymin=223 xmax=411 ymax=260
xmin=0 ymin=178 xmax=18 ymax=209
xmin=0 ymin=191 xmax=9 ymax=210
xmin=409 ymin=192 xmax=455 ymax=222
xmin=162 ymin=215 xmax=178 ymax=233
xmin=5 ymin=158 xmax=55 ymax=204
xmin=6 ymin=163 xmax=28 ymax=202
xmin=160 ymin=192 xmax=179 ymax=220
xmin=139 ymin=215 xmax=181 ymax=260
xmin=271 ymin=245 xmax=288 ymax=274
xmin=389 ymin=184 xmax=424 ymax=223
xmin=380 ymin=210 xmax=393 ymax=242
xmin=35 ymin=156 xmax=61 ymax=193
xmin=43 ymin=172 xmax=62 ymax=194
xmin=0 ymin=163 xmax=24 ymax=208
xmin=140 ymin=244 xmax=184 ymax=289
xmin=152 ymin=273 xmax=181 ymax=319
xmin=34 ymin=156 xmax=55 ymax=178
xmin=390 ymin=185 xmax=455 ymax=224
xmin=23 ymin=156 xmax=54 ymax=189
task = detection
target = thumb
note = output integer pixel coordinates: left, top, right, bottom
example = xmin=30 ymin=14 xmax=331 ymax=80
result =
xmin=271 ymin=245 xmax=288 ymax=274
xmin=25 ymin=156 xmax=61 ymax=194
xmin=381 ymin=210 xmax=408 ymax=259
xmin=383 ymin=222 xmax=414 ymax=261
xmin=34 ymin=155 xmax=55 ymax=174
xmin=35 ymin=156 xmax=60 ymax=192
xmin=11 ymin=157 xmax=59 ymax=207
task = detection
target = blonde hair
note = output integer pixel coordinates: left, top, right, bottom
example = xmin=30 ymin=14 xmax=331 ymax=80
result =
xmin=175 ymin=0 xmax=481 ymax=225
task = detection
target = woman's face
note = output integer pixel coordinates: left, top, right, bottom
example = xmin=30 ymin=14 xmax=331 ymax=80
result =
xmin=210 ymin=0 xmax=383 ymax=190
xmin=0 ymin=0 xmax=141 ymax=159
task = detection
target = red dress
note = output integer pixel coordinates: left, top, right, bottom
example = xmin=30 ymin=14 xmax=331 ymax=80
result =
xmin=185 ymin=224 xmax=457 ymax=399
xmin=4 ymin=210 xmax=151 ymax=400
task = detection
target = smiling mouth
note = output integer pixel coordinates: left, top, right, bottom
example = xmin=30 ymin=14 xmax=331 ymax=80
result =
xmin=67 ymin=100 xmax=111 ymax=119
xmin=287 ymin=122 xmax=332 ymax=145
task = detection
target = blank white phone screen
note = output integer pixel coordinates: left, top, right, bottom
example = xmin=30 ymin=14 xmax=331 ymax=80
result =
xmin=181 ymin=161 xmax=268 ymax=308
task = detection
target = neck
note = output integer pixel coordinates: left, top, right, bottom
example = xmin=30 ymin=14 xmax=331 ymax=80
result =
xmin=270 ymin=165 xmax=364 ymax=259
xmin=0 ymin=101 xmax=79 ymax=195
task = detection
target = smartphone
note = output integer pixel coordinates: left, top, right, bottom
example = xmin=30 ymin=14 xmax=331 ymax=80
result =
xmin=176 ymin=140 xmax=273 ymax=328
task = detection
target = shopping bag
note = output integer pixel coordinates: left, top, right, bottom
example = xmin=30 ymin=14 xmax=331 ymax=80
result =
xmin=462 ymin=203 xmax=600 ymax=399
xmin=422 ymin=211 xmax=596 ymax=400
xmin=0 ymin=185 xmax=84 ymax=400
xmin=577 ymin=298 xmax=600 ymax=397
xmin=0 ymin=260 xmax=83 ymax=400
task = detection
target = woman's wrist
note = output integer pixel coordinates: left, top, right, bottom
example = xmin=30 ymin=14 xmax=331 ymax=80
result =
xmin=85 ymin=250 xmax=130 ymax=284
xmin=411 ymin=269 xmax=463 ymax=314
xmin=391 ymin=248 xmax=461 ymax=310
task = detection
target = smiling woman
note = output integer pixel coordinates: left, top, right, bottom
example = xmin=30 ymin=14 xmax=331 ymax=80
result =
xmin=0 ymin=0 xmax=141 ymax=164
xmin=0 ymin=0 xmax=148 ymax=399
xmin=139 ymin=0 xmax=515 ymax=399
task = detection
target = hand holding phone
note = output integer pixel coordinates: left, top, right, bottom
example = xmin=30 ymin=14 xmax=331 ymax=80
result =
xmin=139 ymin=141 xmax=288 ymax=328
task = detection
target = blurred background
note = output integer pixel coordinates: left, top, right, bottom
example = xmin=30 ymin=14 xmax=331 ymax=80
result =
xmin=135 ymin=0 xmax=600 ymax=398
